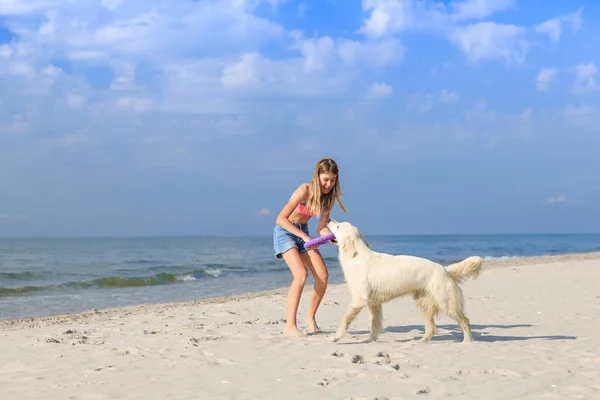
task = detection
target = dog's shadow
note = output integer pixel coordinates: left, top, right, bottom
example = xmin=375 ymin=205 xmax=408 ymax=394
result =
xmin=341 ymin=324 xmax=577 ymax=343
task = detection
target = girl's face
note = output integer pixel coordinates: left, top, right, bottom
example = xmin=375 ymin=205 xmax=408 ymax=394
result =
xmin=319 ymin=172 xmax=337 ymax=194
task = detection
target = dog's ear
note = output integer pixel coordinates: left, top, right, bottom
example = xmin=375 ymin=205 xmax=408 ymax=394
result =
xmin=341 ymin=237 xmax=357 ymax=258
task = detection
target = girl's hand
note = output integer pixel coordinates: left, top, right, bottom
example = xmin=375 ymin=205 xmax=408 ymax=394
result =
xmin=303 ymin=236 xmax=318 ymax=250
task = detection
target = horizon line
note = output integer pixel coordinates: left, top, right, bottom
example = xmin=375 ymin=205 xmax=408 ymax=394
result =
xmin=1 ymin=232 xmax=600 ymax=240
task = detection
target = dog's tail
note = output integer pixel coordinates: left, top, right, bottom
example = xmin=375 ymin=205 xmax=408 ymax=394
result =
xmin=446 ymin=256 xmax=483 ymax=284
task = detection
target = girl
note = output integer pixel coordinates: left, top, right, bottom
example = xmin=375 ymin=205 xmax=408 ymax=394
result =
xmin=273 ymin=158 xmax=347 ymax=338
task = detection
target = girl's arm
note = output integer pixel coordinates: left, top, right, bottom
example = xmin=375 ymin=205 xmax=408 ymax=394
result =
xmin=317 ymin=208 xmax=332 ymax=237
xmin=317 ymin=208 xmax=337 ymax=243
xmin=275 ymin=184 xmax=312 ymax=242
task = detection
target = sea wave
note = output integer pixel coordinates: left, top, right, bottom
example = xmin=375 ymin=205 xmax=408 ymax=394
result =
xmin=482 ymin=255 xmax=519 ymax=261
xmin=0 ymin=271 xmax=46 ymax=280
xmin=0 ymin=268 xmax=222 ymax=297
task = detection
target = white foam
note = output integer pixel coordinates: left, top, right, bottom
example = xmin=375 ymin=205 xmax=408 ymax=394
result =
xmin=204 ymin=268 xmax=223 ymax=277
xmin=483 ymin=255 xmax=518 ymax=261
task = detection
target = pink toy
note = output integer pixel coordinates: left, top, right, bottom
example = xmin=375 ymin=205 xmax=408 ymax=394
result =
xmin=304 ymin=233 xmax=336 ymax=248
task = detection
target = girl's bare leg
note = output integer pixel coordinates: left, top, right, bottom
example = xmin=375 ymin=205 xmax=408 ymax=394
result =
xmin=301 ymin=249 xmax=329 ymax=333
xmin=281 ymin=249 xmax=308 ymax=337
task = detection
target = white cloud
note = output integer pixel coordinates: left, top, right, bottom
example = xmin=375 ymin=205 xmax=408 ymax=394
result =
xmin=407 ymin=90 xmax=460 ymax=112
xmin=358 ymin=0 xmax=518 ymax=41
xmin=367 ymin=82 xmax=393 ymax=99
xmin=535 ymin=7 xmax=583 ymax=43
xmin=217 ymin=33 xmax=404 ymax=97
xmin=448 ymin=22 xmax=529 ymax=64
xmin=116 ymin=97 xmax=152 ymax=113
xmin=358 ymin=1 xmax=581 ymax=66
xmin=358 ymin=0 xmax=451 ymax=39
xmin=65 ymin=94 xmax=86 ymax=109
xmin=109 ymin=61 xmax=137 ymax=91
xmin=0 ymin=0 xmax=407 ymax=125
xmin=0 ymin=0 xmax=55 ymax=16
xmin=359 ymin=0 xmax=415 ymax=38
xmin=0 ymin=0 xmax=592 ymax=154
xmin=287 ymin=33 xmax=404 ymax=73
xmin=221 ymin=53 xmax=262 ymax=86
xmin=0 ymin=45 xmax=13 ymax=58
xmin=252 ymin=208 xmax=272 ymax=216
xmin=450 ymin=0 xmax=515 ymax=21
xmin=563 ymin=104 xmax=595 ymax=118
xmin=336 ymin=37 xmax=405 ymax=68
xmin=544 ymin=195 xmax=567 ymax=205
xmin=571 ymin=62 xmax=598 ymax=94
xmin=294 ymin=35 xmax=335 ymax=72
xmin=561 ymin=104 xmax=599 ymax=129
xmin=3 ymin=1 xmax=286 ymax=65
xmin=439 ymin=89 xmax=459 ymax=104
xmin=535 ymin=19 xmax=561 ymax=44
xmin=408 ymin=94 xmax=436 ymax=113
xmin=100 ymin=0 xmax=123 ymax=11
xmin=535 ymin=67 xmax=559 ymax=92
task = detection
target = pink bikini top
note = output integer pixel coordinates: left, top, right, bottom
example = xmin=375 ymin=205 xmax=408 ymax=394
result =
xmin=296 ymin=202 xmax=316 ymax=217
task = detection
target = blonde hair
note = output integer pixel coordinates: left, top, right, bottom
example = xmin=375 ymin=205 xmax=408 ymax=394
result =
xmin=305 ymin=158 xmax=347 ymax=216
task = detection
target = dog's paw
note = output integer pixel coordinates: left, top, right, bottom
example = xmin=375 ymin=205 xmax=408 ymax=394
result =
xmin=366 ymin=335 xmax=379 ymax=343
xmin=332 ymin=333 xmax=345 ymax=342
xmin=418 ymin=336 xmax=432 ymax=343
xmin=332 ymin=329 xmax=346 ymax=342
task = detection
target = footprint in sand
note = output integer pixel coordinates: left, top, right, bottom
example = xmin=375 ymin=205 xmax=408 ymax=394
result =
xmin=374 ymin=352 xmax=391 ymax=365
xmin=264 ymin=319 xmax=285 ymax=325
xmin=351 ymin=354 xmax=365 ymax=364
xmin=317 ymin=377 xmax=334 ymax=386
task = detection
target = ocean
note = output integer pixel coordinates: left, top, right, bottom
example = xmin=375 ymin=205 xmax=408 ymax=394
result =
xmin=1 ymin=233 xmax=599 ymax=320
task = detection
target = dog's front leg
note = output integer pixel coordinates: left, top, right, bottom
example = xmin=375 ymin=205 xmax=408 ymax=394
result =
xmin=367 ymin=302 xmax=383 ymax=342
xmin=332 ymin=297 xmax=366 ymax=342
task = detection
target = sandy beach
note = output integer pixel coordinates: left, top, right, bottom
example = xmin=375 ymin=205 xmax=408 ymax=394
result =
xmin=1 ymin=252 xmax=599 ymax=400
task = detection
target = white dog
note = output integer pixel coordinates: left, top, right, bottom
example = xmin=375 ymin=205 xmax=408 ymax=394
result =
xmin=326 ymin=219 xmax=483 ymax=343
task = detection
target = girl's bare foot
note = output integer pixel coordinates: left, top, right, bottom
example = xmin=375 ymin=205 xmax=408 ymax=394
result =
xmin=283 ymin=325 xmax=307 ymax=338
xmin=305 ymin=319 xmax=321 ymax=333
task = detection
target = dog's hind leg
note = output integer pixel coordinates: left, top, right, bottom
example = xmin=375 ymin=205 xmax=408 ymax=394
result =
xmin=367 ymin=302 xmax=383 ymax=342
xmin=332 ymin=297 xmax=366 ymax=342
xmin=444 ymin=283 xmax=472 ymax=343
xmin=415 ymin=295 xmax=437 ymax=343
xmin=448 ymin=308 xmax=472 ymax=343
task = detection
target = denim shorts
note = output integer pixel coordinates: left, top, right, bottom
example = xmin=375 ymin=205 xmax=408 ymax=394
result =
xmin=273 ymin=222 xmax=310 ymax=259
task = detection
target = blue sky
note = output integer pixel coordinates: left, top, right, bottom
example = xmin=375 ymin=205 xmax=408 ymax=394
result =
xmin=0 ymin=0 xmax=598 ymax=237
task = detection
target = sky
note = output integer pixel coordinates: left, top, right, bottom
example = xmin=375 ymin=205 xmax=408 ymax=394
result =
xmin=0 ymin=0 xmax=599 ymax=237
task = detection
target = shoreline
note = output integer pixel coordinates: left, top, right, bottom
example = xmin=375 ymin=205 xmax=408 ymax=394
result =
xmin=2 ymin=250 xmax=599 ymax=329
